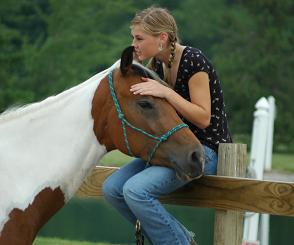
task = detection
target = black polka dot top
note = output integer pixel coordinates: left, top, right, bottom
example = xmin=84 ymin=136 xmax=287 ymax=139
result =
xmin=155 ymin=46 xmax=232 ymax=153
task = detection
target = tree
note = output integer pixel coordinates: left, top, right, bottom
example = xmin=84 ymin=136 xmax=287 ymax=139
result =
xmin=0 ymin=0 xmax=47 ymax=111
xmin=25 ymin=0 xmax=136 ymax=99
xmin=212 ymin=0 xmax=294 ymax=149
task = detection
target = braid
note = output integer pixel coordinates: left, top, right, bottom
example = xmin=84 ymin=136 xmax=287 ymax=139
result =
xmin=168 ymin=39 xmax=176 ymax=68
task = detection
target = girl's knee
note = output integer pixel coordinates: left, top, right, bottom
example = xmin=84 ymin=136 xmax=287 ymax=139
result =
xmin=102 ymin=179 xmax=110 ymax=196
xmin=123 ymin=179 xmax=146 ymax=203
xmin=102 ymin=177 xmax=122 ymax=200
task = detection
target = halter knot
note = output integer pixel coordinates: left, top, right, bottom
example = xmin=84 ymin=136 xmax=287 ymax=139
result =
xmin=159 ymin=134 xmax=169 ymax=142
xmin=118 ymin=113 xmax=124 ymax=120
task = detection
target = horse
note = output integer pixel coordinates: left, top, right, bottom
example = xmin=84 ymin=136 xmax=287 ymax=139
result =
xmin=0 ymin=46 xmax=204 ymax=245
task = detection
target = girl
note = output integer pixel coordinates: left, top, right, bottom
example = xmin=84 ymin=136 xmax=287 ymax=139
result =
xmin=103 ymin=6 xmax=232 ymax=245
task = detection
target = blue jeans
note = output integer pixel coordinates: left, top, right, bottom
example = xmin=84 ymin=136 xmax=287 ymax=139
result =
xmin=103 ymin=145 xmax=218 ymax=245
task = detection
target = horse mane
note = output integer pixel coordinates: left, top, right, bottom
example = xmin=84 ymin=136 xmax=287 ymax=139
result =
xmin=0 ymin=61 xmax=121 ymax=123
xmin=132 ymin=61 xmax=170 ymax=88
xmin=0 ymin=86 xmax=82 ymax=123
xmin=0 ymin=77 xmax=97 ymax=123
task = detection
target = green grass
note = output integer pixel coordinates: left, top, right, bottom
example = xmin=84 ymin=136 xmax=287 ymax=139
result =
xmin=100 ymin=150 xmax=294 ymax=173
xmin=34 ymin=237 xmax=130 ymax=245
xmin=272 ymin=153 xmax=294 ymax=172
xmin=99 ymin=150 xmax=133 ymax=167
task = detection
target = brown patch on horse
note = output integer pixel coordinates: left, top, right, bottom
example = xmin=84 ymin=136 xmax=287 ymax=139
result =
xmin=91 ymin=70 xmax=124 ymax=152
xmin=0 ymin=187 xmax=65 ymax=245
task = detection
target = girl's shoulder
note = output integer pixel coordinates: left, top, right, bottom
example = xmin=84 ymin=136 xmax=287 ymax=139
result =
xmin=182 ymin=46 xmax=209 ymax=63
xmin=180 ymin=46 xmax=212 ymax=76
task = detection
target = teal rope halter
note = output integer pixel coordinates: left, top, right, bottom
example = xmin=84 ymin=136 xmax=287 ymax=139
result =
xmin=108 ymin=70 xmax=188 ymax=164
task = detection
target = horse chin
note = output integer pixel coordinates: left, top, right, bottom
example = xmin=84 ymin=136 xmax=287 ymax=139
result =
xmin=175 ymin=171 xmax=203 ymax=182
xmin=172 ymin=162 xmax=203 ymax=181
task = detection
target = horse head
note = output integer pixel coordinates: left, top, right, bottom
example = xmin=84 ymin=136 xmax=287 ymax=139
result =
xmin=92 ymin=46 xmax=205 ymax=180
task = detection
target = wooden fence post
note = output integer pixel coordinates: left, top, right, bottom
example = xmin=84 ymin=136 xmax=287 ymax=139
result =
xmin=213 ymin=143 xmax=247 ymax=245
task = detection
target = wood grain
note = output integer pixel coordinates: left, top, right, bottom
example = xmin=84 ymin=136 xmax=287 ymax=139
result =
xmin=213 ymin=143 xmax=247 ymax=245
xmin=76 ymin=166 xmax=294 ymax=217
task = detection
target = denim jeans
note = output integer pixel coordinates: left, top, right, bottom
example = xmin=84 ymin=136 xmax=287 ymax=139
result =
xmin=102 ymin=145 xmax=218 ymax=245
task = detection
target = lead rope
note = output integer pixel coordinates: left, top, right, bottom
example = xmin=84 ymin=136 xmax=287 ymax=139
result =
xmin=135 ymin=219 xmax=144 ymax=245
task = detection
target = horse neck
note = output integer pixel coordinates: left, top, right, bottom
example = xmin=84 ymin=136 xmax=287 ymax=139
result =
xmin=0 ymin=63 xmax=119 ymax=233
xmin=91 ymin=68 xmax=131 ymax=154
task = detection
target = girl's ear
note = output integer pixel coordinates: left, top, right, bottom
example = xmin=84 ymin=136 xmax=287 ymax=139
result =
xmin=159 ymin=32 xmax=169 ymax=45
xmin=120 ymin=46 xmax=134 ymax=75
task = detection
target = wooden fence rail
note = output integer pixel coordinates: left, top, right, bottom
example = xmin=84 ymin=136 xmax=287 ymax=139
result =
xmin=75 ymin=143 xmax=294 ymax=245
xmin=76 ymin=166 xmax=294 ymax=217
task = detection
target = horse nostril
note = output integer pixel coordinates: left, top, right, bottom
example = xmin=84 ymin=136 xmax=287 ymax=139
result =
xmin=191 ymin=151 xmax=198 ymax=163
xmin=189 ymin=149 xmax=202 ymax=164
xmin=187 ymin=149 xmax=204 ymax=178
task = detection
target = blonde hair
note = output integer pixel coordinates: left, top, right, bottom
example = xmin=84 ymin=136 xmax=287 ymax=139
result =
xmin=131 ymin=6 xmax=179 ymax=70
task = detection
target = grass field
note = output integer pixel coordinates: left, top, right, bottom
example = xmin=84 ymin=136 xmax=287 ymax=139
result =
xmin=34 ymin=237 xmax=131 ymax=245
xmin=100 ymin=150 xmax=294 ymax=172
xmin=272 ymin=153 xmax=294 ymax=172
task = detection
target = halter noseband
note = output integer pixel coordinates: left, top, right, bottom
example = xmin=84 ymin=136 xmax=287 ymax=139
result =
xmin=108 ymin=70 xmax=188 ymax=165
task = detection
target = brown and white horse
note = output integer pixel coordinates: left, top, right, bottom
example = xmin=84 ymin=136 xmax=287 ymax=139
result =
xmin=0 ymin=46 xmax=203 ymax=245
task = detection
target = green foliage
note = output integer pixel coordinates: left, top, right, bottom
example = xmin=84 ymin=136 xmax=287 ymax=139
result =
xmin=174 ymin=0 xmax=226 ymax=53
xmin=211 ymin=0 xmax=294 ymax=148
xmin=25 ymin=0 xmax=136 ymax=99
xmin=0 ymin=0 xmax=49 ymax=110
xmin=0 ymin=0 xmax=293 ymax=151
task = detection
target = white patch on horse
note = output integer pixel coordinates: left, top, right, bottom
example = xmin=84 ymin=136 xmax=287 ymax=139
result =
xmin=0 ymin=61 xmax=120 ymax=232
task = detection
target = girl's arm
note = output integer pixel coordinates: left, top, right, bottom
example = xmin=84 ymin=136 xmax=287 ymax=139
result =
xmin=130 ymin=71 xmax=211 ymax=129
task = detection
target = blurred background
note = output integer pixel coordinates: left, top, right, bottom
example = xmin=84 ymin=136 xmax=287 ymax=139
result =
xmin=0 ymin=0 xmax=293 ymax=244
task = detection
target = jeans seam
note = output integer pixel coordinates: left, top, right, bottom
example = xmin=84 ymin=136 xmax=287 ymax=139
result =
xmin=146 ymin=192 xmax=184 ymax=245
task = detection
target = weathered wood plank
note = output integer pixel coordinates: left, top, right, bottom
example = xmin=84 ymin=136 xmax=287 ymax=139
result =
xmin=76 ymin=166 xmax=294 ymax=217
xmin=213 ymin=143 xmax=247 ymax=245
xmin=76 ymin=166 xmax=117 ymax=197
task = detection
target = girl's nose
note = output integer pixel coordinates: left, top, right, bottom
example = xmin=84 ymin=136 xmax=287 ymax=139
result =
xmin=132 ymin=38 xmax=139 ymax=47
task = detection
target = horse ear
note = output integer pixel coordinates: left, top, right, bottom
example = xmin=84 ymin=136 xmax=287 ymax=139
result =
xmin=120 ymin=46 xmax=134 ymax=75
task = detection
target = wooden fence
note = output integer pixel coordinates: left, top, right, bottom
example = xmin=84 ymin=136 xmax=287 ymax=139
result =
xmin=76 ymin=144 xmax=294 ymax=245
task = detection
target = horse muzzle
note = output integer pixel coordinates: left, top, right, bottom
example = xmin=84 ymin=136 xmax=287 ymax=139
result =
xmin=171 ymin=146 xmax=205 ymax=181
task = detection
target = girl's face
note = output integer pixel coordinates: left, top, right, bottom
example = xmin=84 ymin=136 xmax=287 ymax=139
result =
xmin=131 ymin=25 xmax=161 ymax=61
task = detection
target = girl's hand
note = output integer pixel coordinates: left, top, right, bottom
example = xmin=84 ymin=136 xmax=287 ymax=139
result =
xmin=130 ymin=77 xmax=172 ymax=98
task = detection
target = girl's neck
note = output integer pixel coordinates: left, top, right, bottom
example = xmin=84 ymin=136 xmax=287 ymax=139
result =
xmin=155 ymin=43 xmax=183 ymax=68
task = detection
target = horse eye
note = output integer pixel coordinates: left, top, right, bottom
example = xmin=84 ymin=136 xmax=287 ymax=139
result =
xmin=138 ymin=101 xmax=153 ymax=110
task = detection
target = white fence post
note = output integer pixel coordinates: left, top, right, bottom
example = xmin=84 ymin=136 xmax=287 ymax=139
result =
xmin=248 ymin=97 xmax=269 ymax=180
xmin=264 ymin=96 xmax=276 ymax=171
xmin=260 ymin=213 xmax=270 ymax=245
xmin=243 ymin=97 xmax=269 ymax=244
xmin=260 ymin=96 xmax=275 ymax=245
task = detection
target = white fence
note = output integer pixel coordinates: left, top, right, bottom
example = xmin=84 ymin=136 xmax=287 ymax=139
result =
xmin=243 ymin=96 xmax=276 ymax=245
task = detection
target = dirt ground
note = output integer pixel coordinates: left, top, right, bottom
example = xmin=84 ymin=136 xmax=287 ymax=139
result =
xmin=264 ymin=170 xmax=294 ymax=182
